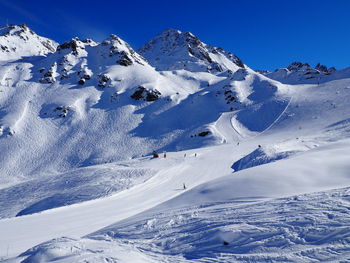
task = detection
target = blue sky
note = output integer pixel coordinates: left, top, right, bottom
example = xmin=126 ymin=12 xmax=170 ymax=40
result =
xmin=0 ymin=0 xmax=349 ymax=70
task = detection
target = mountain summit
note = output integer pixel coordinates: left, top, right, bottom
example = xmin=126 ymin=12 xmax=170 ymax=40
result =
xmin=0 ymin=24 xmax=58 ymax=61
xmin=139 ymin=29 xmax=244 ymax=73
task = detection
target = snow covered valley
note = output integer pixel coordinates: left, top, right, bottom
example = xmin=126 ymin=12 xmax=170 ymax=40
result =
xmin=0 ymin=25 xmax=350 ymax=262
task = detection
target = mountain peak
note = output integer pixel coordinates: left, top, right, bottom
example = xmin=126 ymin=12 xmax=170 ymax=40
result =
xmin=259 ymin=61 xmax=338 ymax=84
xmin=0 ymin=24 xmax=58 ymax=61
xmin=160 ymin=28 xmax=182 ymax=35
xmin=56 ymin=37 xmax=88 ymax=55
xmin=287 ymin=61 xmax=311 ymax=71
xmin=284 ymin=61 xmax=336 ymax=74
xmin=158 ymin=28 xmax=198 ymax=42
xmin=0 ymin=24 xmax=31 ymax=36
xmin=100 ymin=34 xmax=146 ymax=66
xmin=139 ymin=29 xmax=244 ymax=73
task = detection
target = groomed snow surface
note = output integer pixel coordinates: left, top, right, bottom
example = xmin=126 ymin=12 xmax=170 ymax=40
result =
xmin=0 ymin=25 xmax=350 ymax=262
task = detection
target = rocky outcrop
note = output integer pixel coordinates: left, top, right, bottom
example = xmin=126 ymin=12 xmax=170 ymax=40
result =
xmin=286 ymin=62 xmax=336 ymax=75
xmin=102 ymin=34 xmax=146 ymax=66
xmin=287 ymin=62 xmax=311 ymax=71
xmin=116 ymin=51 xmax=133 ymax=66
xmin=98 ymin=74 xmax=111 ymax=88
xmin=39 ymin=63 xmax=57 ymax=84
xmin=130 ymin=86 xmax=161 ymax=101
xmin=54 ymin=106 xmax=70 ymax=118
xmin=57 ymin=38 xmax=86 ymax=56
xmin=198 ymin=131 xmax=210 ymax=137
xmin=260 ymin=61 xmax=338 ymax=84
xmin=77 ymin=69 xmax=92 ymax=85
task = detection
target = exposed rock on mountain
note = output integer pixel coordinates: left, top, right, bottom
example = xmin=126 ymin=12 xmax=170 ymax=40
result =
xmin=33 ymin=33 xmax=150 ymax=88
xmin=57 ymin=37 xmax=88 ymax=56
xmin=102 ymin=34 xmax=145 ymax=66
xmin=0 ymin=24 xmax=58 ymax=61
xmin=260 ymin=61 xmax=338 ymax=84
xmin=139 ymin=29 xmax=244 ymax=73
xmin=130 ymin=86 xmax=161 ymax=101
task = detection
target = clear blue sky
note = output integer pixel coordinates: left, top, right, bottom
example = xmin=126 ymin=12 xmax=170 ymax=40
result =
xmin=0 ymin=0 xmax=349 ymax=70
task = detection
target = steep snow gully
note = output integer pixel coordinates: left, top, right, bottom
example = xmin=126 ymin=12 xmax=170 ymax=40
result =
xmin=0 ymin=25 xmax=350 ymax=262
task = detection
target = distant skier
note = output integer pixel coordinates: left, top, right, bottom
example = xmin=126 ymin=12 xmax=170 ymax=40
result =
xmin=164 ymin=152 xmax=167 ymax=158
xmin=184 ymin=153 xmax=186 ymax=158
xmin=194 ymin=153 xmax=197 ymax=157
xmin=183 ymin=183 xmax=186 ymax=190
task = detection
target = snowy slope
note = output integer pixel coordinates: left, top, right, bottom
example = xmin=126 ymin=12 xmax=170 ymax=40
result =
xmin=1 ymin=25 xmax=350 ymax=262
xmin=0 ymin=159 xmax=158 ymax=218
xmin=0 ymin=32 xmax=186 ymax=186
xmin=0 ymin=63 xmax=292 ymax=214
xmin=0 ymin=24 xmax=57 ymax=61
xmin=2 ymin=138 xmax=350 ymax=262
xmin=2 ymin=74 xmax=350 ymax=260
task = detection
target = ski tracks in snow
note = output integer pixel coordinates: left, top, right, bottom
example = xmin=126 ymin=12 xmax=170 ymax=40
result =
xmin=0 ymin=147 xmax=234 ymax=258
xmin=15 ymin=187 xmax=350 ymax=263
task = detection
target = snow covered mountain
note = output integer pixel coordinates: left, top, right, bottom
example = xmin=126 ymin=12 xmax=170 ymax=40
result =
xmin=139 ymin=29 xmax=245 ymax=72
xmin=0 ymin=25 xmax=285 ymax=189
xmin=1 ymin=25 xmax=350 ymax=262
xmin=258 ymin=61 xmax=350 ymax=84
xmin=0 ymin=29 xmax=182 ymax=187
xmin=0 ymin=24 xmax=57 ymax=61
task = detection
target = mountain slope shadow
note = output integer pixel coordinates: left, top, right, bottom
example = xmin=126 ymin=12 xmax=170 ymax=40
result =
xmin=129 ymin=90 xmax=225 ymax=151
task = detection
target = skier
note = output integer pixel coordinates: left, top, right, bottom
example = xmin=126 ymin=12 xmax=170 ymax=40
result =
xmin=184 ymin=153 xmax=186 ymax=158
xmin=164 ymin=152 xmax=167 ymax=158
xmin=194 ymin=153 xmax=197 ymax=157
xmin=183 ymin=183 xmax=186 ymax=190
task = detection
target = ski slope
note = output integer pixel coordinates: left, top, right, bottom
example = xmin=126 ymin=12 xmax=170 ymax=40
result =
xmin=0 ymin=144 xmax=243 ymax=258
xmin=2 ymin=137 xmax=350 ymax=262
